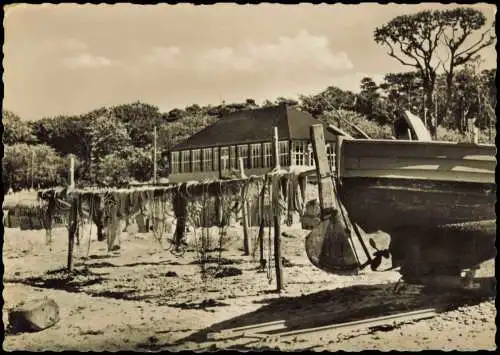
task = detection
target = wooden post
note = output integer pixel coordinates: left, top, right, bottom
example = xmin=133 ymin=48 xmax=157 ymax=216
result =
xmin=335 ymin=136 xmax=343 ymax=186
xmin=239 ymin=157 xmax=250 ymax=255
xmin=31 ymin=149 xmax=35 ymax=190
xmin=271 ymin=128 xmax=283 ymax=291
xmin=67 ymin=197 xmax=78 ymax=272
xmin=312 ymin=125 xmax=336 ymax=218
xmin=239 ymin=157 xmax=247 ymax=178
xmin=69 ymin=155 xmax=75 ymax=188
xmin=274 ymin=212 xmax=282 ymax=291
xmin=273 ymin=127 xmax=280 ymax=169
xmin=473 ymin=125 xmax=479 ymax=144
xmin=258 ymin=181 xmax=267 ymax=269
xmin=218 ymin=146 xmax=223 ymax=179
xmin=271 ymin=175 xmax=283 ymax=292
xmin=153 ymin=126 xmax=157 ymax=184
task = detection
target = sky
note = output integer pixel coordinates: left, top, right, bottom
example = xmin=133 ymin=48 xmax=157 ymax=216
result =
xmin=3 ymin=3 xmax=497 ymax=120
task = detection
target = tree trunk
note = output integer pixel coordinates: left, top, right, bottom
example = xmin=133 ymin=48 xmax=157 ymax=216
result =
xmin=423 ymin=81 xmax=437 ymax=140
xmin=443 ymin=68 xmax=455 ymax=129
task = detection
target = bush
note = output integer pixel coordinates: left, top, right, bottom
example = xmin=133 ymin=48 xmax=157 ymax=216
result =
xmin=3 ymin=144 xmax=66 ymax=191
xmin=436 ymin=126 xmax=494 ymax=144
xmin=320 ymin=110 xmax=394 ymax=139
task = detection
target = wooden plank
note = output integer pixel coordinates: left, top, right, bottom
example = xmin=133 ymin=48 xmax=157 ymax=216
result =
xmin=345 ymin=156 xmax=494 ymax=173
xmin=327 ymin=124 xmax=353 ymax=139
xmin=342 ymin=169 xmax=494 ymax=184
xmin=265 ymin=308 xmax=437 ymax=342
xmin=273 ymin=127 xmax=280 ymax=169
xmin=310 ymin=124 xmax=336 ymax=218
xmin=335 ymin=135 xmax=343 ymax=184
xmin=342 ymin=139 xmax=495 ymax=160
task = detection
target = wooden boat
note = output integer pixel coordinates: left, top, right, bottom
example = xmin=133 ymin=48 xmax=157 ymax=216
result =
xmin=306 ymin=129 xmax=496 ymax=282
xmin=337 ymin=138 xmax=495 ymax=233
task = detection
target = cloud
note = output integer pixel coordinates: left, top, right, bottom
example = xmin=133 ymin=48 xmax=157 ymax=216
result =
xmin=194 ymin=30 xmax=353 ymax=74
xmin=64 ymin=53 xmax=113 ymax=69
xmin=142 ymin=46 xmax=181 ymax=66
xmin=63 ymin=38 xmax=88 ymax=51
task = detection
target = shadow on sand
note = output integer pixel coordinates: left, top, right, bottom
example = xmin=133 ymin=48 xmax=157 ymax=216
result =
xmin=166 ymin=279 xmax=495 ymax=349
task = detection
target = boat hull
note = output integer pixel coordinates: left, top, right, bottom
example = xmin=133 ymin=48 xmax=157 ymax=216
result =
xmin=339 ymin=177 xmax=496 ymax=234
xmin=336 ymin=139 xmax=496 ymax=278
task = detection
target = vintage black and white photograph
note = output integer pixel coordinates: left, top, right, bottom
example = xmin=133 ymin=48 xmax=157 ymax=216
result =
xmin=2 ymin=3 xmax=497 ymax=351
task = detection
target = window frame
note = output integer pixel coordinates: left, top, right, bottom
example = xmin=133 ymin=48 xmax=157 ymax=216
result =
xmin=181 ymin=150 xmax=190 ymax=173
xmin=237 ymin=144 xmax=249 ymax=169
xmin=251 ymin=143 xmax=262 ymax=169
xmin=171 ymin=151 xmax=180 ymax=173
xmin=191 ymin=149 xmax=202 ymax=172
xmin=202 ymin=148 xmax=212 ymax=172
xmin=279 ymin=140 xmax=289 ymax=166
xmin=263 ymin=142 xmax=272 ymax=168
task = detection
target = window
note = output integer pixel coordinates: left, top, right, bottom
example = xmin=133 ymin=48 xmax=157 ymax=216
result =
xmin=203 ymin=148 xmax=212 ymax=171
xmin=251 ymin=143 xmax=261 ymax=168
xmin=263 ymin=143 xmax=272 ymax=168
xmin=181 ymin=150 xmax=190 ymax=173
xmin=307 ymin=143 xmax=315 ymax=166
xmin=293 ymin=141 xmax=306 ymax=166
xmin=192 ymin=149 xmax=201 ymax=172
xmin=229 ymin=146 xmax=236 ymax=169
xmin=213 ymin=147 xmax=219 ymax=171
xmin=238 ymin=144 xmax=249 ymax=168
xmin=279 ymin=141 xmax=289 ymax=166
xmin=326 ymin=143 xmax=335 ymax=171
xmin=220 ymin=147 xmax=229 ymax=170
xmin=171 ymin=151 xmax=180 ymax=173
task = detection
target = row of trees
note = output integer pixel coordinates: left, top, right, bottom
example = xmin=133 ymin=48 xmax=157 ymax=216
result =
xmin=373 ymin=7 xmax=495 ymax=138
xmin=2 ymin=7 xmax=495 ymax=191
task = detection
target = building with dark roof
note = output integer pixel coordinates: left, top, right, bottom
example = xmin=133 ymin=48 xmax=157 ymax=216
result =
xmin=168 ymin=103 xmax=339 ymax=182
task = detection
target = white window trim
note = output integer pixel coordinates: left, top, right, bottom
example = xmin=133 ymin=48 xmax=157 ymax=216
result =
xmin=171 ymin=151 xmax=180 ymax=173
xmin=192 ymin=149 xmax=201 ymax=172
xmin=263 ymin=142 xmax=272 ymax=168
xmin=238 ymin=144 xmax=249 ymax=168
xmin=279 ymin=140 xmax=289 ymax=166
xmin=213 ymin=147 xmax=219 ymax=171
xmin=229 ymin=146 xmax=236 ymax=170
xmin=251 ymin=143 xmax=261 ymax=168
xmin=181 ymin=150 xmax=190 ymax=173
xmin=203 ymin=148 xmax=212 ymax=172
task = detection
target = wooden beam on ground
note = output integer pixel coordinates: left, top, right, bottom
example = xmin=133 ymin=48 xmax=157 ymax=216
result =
xmin=263 ymin=308 xmax=437 ymax=343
